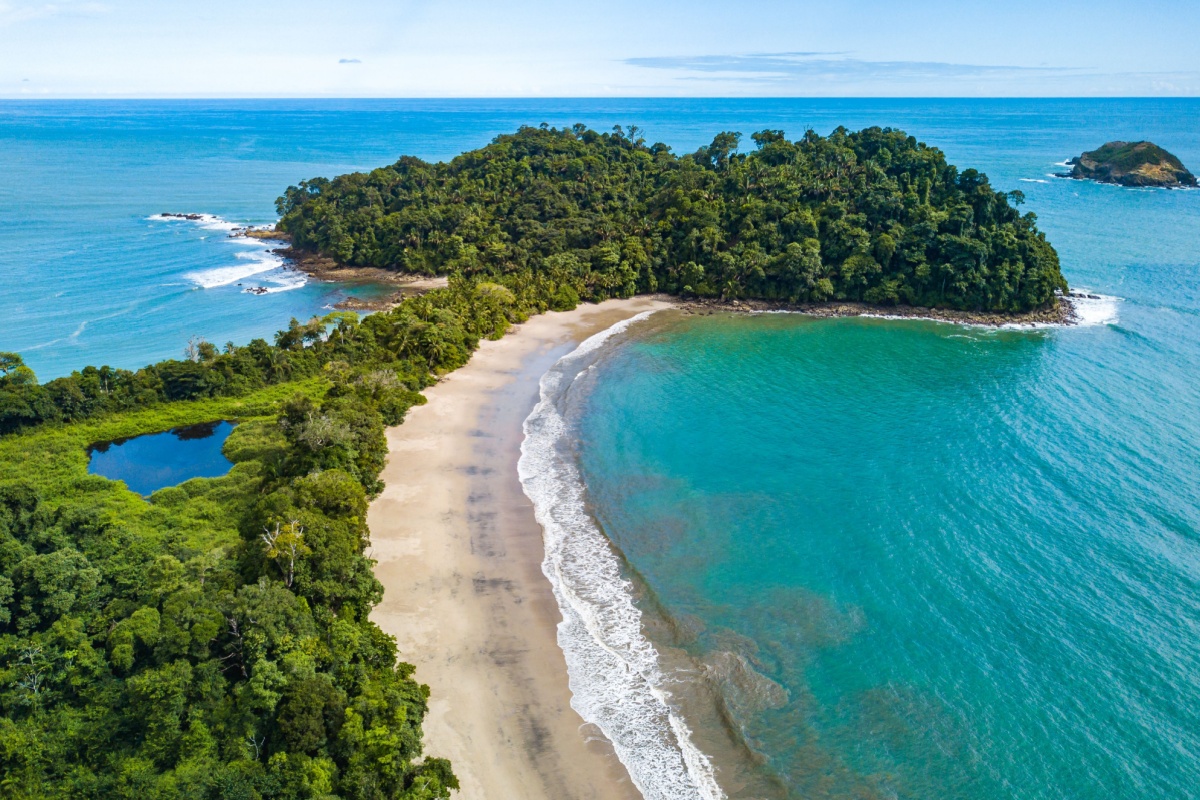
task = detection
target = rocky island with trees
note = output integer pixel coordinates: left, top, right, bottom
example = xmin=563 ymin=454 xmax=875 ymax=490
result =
xmin=1062 ymin=141 xmax=1197 ymax=188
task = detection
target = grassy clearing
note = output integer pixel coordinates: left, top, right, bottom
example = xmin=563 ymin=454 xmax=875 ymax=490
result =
xmin=0 ymin=377 xmax=329 ymax=551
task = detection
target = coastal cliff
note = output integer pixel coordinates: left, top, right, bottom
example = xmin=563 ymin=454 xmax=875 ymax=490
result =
xmin=1064 ymin=141 xmax=1197 ymax=188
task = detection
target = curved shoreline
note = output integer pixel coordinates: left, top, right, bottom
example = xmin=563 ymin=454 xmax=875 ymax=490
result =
xmin=362 ymin=290 xmax=1115 ymax=799
xmin=367 ymin=297 xmax=673 ymax=800
xmin=257 ymin=236 xmax=1086 ymax=324
xmin=519 ymin=311 xmax=724 ymax=800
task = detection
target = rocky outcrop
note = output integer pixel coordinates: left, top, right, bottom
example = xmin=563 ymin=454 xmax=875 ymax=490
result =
xmin=676 ymin=294 xmax=1078 ymax=326
xmin=1063 ymin=141 xmax=1196 ymax=188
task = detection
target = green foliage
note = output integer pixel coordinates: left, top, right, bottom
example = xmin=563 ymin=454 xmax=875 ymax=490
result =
xmin=0 ymin=250 xmax=550 ymax=794
xmin=277 ymin=123 xmax=1067 ymax=314
xmin=0 ymin=121 xmax=1073 ymax=797
xmin=0 ymin=348 xmax=471 ymax=796
xmin=0 ymin=273 xmax=525 ymax=438
xmin=0 ymin=416 xmax=455 ymax=798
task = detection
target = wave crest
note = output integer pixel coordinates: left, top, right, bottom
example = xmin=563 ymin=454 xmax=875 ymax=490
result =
xmin=1067 ymin=291 xmax=1121 ymax=326
xmin=149 ymin=213 xmax=306 ymax=294
xmin=518 ymin=311 xmax=725 ymax=800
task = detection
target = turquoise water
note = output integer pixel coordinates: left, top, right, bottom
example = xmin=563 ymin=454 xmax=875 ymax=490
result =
xmin=7 ymin=99 xmax=1200 ymax=798
xmin=578 ymin=309 xmax=1200 ymax=797
xmin=574 ymin=193 xmax=1200 ymax=796
xmin=88 ymin=420 xmax=236 ymax=496
xmin=5 ymin=98 xmax=1199 ymax=378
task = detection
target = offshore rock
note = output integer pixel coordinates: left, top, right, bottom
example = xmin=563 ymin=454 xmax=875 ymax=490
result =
xmin=1062 ymin=141 xmax=1197 ymax=188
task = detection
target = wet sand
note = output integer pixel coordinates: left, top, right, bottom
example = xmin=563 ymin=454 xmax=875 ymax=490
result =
xmin=368 ymin=297 xmax=674 ymax=800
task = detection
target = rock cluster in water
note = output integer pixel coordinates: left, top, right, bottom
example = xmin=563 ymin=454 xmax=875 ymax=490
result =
xmin=1062 ymin=141 xmax=1196 ymax=188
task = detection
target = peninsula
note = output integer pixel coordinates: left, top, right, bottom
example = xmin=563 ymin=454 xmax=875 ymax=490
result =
xmin=277 ymin=124 xmax=1068 ymax=315
xmin=0 ymin=125 xmax=1071 ymax=798
xmin=1062 ymin=141 xmax=1197 ymax=188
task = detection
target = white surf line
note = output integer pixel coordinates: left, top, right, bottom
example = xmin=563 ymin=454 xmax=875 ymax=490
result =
xmin=519 ymin=310 xmax=726 ymax=800
xmin=754 ymin=292 xmax=1120 ymax=330
xmin=1064 ymin=291 xmax=1121 ymax=327
xmin=149 ymin=213 xmax=306 ymax=293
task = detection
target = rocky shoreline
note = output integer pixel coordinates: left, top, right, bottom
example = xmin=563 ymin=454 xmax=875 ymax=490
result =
xmin=240 ymin=228 xmax=291 ymax=241
xmin=273 ymin=246 xmax=450 ymax=310
xmin=227 ymin=228 xmax=449 ymax=310
xmin=677 ymin=294 xmax=1081 ymax=327
xmin=225 ymin=228 xmax=1082 ymax=324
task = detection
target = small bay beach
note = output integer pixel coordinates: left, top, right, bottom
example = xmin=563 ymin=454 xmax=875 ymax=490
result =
xmin=367 ymin=297 xmax=673 ymax=800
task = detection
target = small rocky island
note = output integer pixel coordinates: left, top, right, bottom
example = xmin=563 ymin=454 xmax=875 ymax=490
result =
xmin=1062 ymin=141 xmax=1197 ymax=188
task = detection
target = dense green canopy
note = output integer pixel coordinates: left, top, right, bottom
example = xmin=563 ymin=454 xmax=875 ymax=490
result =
xmin=0 ymin=275 xmax=547 ymax=797
xmin=278 ymin=124 xmax=1067 ymax=312
xmin=0 ymin=122 xmax=1071 ymax=798
xmin=0 ymin=353 xmax=461 ymax=798
xmin=0 ymin=288 xmax=531 ymax=796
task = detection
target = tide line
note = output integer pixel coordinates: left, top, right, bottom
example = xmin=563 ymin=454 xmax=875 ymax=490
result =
xmin=518 ymin=310 xmax=725 ymax=800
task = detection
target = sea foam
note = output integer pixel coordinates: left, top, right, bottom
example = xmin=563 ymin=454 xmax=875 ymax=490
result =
xmin=518 ymin=311 xmax=725 ymax=800
xmin=150 ymin=213 xmax=306 ymax=293
xmin=850 ymin=292 xmax=1119 ymax=330
xmin=1067 ymin=291 xmax=1121 ymax=326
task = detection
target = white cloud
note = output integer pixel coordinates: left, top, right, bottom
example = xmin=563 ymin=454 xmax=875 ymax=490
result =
xmin=0 ymin=1 xmax=108 ymax=26
xmin=621 ymin=52 xmax=1200 ymax=97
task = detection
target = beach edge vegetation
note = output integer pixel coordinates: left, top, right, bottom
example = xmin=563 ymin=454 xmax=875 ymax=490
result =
xmin=0 ymin=124 xmax=1067 ymax=798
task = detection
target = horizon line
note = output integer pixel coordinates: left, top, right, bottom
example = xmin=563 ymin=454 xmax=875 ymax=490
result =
xmin=1 ymin=95 xmax=1198 ymax=101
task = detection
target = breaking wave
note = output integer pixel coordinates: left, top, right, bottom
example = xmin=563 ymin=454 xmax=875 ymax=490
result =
xmin=518 ymin=311 xmax=725 ymax=800
xmin=1066 ymin=291 xmax=1121 ymax=327
xmin=149 ymin=213 xmax=306 ymax=294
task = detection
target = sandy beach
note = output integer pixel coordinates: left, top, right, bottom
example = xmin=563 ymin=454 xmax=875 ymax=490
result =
xmin=368 ymin=297 xmax=674 ymax=800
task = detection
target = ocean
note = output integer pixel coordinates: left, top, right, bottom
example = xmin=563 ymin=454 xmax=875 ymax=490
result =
xmin=520 ymin=105 xmax=1200 ymax=797
xmin=6 ymin=99 xmax=1200 ymax=798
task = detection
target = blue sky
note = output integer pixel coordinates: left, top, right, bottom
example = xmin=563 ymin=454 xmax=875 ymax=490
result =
xmin=2 ymin=0 xmax=1199 ymax=97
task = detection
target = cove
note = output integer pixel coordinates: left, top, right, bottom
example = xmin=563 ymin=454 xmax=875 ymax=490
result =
xmin=575 ymin=310 xmax=1200 ymax=799
xmin=87 ymin=420 xmax=237 ymax=496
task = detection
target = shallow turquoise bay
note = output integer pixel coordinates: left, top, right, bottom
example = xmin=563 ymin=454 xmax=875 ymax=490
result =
xmin=578 ymin=307 xmax=1200 ymax=797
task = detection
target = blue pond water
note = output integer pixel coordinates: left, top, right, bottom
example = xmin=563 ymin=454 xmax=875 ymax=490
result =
xmin=87 ymin=420 xmax=236 ymax=496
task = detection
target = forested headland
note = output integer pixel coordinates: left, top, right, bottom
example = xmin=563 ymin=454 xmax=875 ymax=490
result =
xmin=0 ymin=124 xmax=1068 ymax=798
xmin=278 ymin=124 xmax=1067 ymax=313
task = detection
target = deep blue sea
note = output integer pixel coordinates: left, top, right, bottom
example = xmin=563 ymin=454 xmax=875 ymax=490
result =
xmin=5 ymin=99 xmax=1200 ymax=799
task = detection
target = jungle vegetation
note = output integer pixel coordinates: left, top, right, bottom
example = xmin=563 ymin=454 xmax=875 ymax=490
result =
xmin=0 ymin=124 xmax=1069 ymax=798
xmin=0 ymin=276 xmax=542 ymax=797
xmin=277 ymin=124 xmax=1067 ymax=312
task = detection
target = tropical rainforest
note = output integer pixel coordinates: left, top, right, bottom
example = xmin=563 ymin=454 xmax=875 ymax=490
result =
xmin=0 ymin=124 xmax=1066 ymax=798
xmin=278 ymin=124 xmax=1066 ymax=312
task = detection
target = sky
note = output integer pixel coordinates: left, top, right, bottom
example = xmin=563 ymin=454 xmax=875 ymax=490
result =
xmin=2 ymin=0 xmax=1199 ymax=97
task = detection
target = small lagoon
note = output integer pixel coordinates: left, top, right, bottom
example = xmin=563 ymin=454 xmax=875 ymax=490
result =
xmin=87 ymin=420 xmax=237 ymax=496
